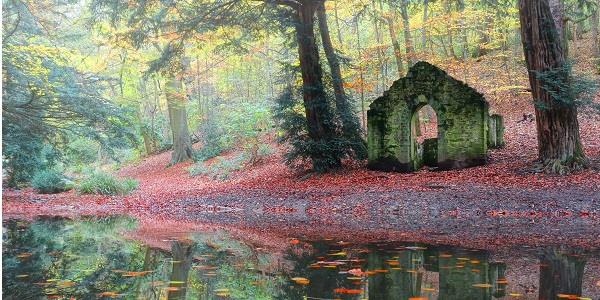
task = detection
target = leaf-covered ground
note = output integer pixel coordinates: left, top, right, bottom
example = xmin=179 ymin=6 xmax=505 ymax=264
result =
xmin=3 ymin=37 xmax=600 ymax=252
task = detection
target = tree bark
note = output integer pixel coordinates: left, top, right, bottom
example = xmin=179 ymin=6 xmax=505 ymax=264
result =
xmin=166 ymin=68 xmax=193 ymax=164
xmin=400 ymin=0 xmax=416 ymax=67
xmin=592 ymin=0 xmax=599 ymax=58
xmin=295 ymin=0 xmax=341 ymax=169
xmin=549 ymin=0 xmax=569 ymax=57
xmin=317 ymin=3 xmax=355 ymax=133
xmin=518 ymin=0 xmax=587 ymax=173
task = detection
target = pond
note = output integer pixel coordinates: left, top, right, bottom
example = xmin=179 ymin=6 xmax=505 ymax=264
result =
xmin=3 ymin=216 xmax=599 ymax=299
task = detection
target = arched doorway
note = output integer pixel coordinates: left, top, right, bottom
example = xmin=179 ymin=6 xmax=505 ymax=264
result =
xmin=412 ymin=104 xmax=438 ymax=169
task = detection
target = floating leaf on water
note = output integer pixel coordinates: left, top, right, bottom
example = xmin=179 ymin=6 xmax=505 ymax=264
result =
xmin=16 ymin=274 xmax=29 ymax=278
xmin=472 ymin=283 xmax=492 ymax=288
xmin=422 ymin=287 xmax=436 ymax=292
xmin=408 ymin=297 xmax=427 ymax=300
xmin=214 ymin=288 xmax=230 ymax=293
xmin=509 ymin=292 xmax=522 ymax=297
xmin=16 ymin=253 xmax=32 ymax=258
xmin=333 ymin=288 xmax=362 ymax=294
xmin=290 ymin=238 xmax=300 ymax=244
xmin=291 ymin=277 xmax=310 ymax=285
xmin=330 ymin=251 xmax=347 ymax=256
xmin=556 ymin=294 xmax=580 ymax=299
xmin=405 ymin=246 xmax=427 ymax=250
xmin=57 ymin=280 xmax=76 ymax=287
xmin=439 ymin=253 xmax=452 ymax=258
xmin=122 ymin=271 xmax=153 ymax=277
xmin=97 ymin=291 xmax=119 ymax=297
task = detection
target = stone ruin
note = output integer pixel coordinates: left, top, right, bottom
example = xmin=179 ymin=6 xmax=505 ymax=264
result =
xmin=367 ymin=61 xmax=504 ymax=172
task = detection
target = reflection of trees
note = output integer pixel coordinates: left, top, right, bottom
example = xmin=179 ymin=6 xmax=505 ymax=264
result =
xmin=539 ymin=246 xmax=586 ymax=300
xmin=2 ymin=216 xmax=146 ymax=299
xmin=167 ymin=240 xmax=195 ymax=300
xmin=367 ymin=246 xmax=425 ymax=299
xmin=437 ymin=247 xmax=494 ymax=300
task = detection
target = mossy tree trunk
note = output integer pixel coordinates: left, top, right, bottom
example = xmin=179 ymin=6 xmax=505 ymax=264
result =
xmin=518 ymin=0 xmax=587 ymax=173
xmin=294 ymin=0 xmax=341 ymax=170
xmin=166 ymin=73 xmax=193 ymax=164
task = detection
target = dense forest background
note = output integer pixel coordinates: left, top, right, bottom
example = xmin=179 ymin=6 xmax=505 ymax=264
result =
xmin=2 ymin=0 xmax=599 ymax=191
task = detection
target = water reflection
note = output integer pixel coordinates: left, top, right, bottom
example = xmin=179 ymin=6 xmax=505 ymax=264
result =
xmin=2 ymin=216 xmax=598 ymax=299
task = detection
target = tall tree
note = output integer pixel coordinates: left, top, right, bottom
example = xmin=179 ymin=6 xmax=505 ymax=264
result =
xmin=291 ymin=0 xmax=344 ymax=170
xmin=592 ymin=0 xmax=599 ymax=59
xmin=384 ymin=11 xmax=405 ymax=76
xmin=166 ymin=53 xmax=193 ymax=164
xmin=518 ymin=0 xmax=587 ymax=173
xmin=399 ymin=0 xmax=416 ymax=67
xmin=317 ymin=3 xmax=365 ymax=147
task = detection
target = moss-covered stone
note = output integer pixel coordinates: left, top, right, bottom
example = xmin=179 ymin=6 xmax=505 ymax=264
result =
xmin=367 ymin=61 xmax=490 ymax=172
xmin=488 ymin=114 xmax=504 ymax=148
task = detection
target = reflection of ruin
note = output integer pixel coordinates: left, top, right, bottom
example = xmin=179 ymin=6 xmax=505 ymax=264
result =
xmin=367 ymin=245 xmax=425 ymax=299
xmin=436 ymin=247 xmax=499 ymax=300
xmin=539 ymin=246 xmax=586 ymax=300
xmin=361 ymin=244 xmax=507 ymax=300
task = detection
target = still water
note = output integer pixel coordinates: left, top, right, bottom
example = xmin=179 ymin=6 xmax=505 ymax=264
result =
xmin=3 ymin=216 xmax=599 ymax=299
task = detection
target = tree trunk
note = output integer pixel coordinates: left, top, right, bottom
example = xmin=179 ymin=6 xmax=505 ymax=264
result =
xmin=385 ymin=13 xmax=405 ymax=77
xmin=518 ymin=0 xmax=587 ymax=173
xmin=400 ymin=0 xmax=416 ymax=67
xmin=333 ymin=0 xmax=343 ymax=46
xmin=476 ymin=0 xmax=493 ymax=57
xmin=592 ymin=0 xmax=599 ymax=58
xmin=355 ymin=17 xmax=367 ymax=131
xmin=167 ymin=240 xmax=194 ymax=300
xmin=538 ymin=247 xmax=586 ymax=300
xmin=444 ymin=0 xmax=459 ymax=59
xmin=457 ymin=0 xmax=468 ymax=60
xmin=422 ymin=0 xmax=429 ymax=49
xmin=317 ymin=3 xmax=354 ymax=132
xmin=549 ymin=0 xmax=569 ymax=57
xmin=294 ymin=1 xmax=341 ymax=170
xmin=166 ymin=71 xmax=193 ymax=164
xmin=371 ymin=0 xmax=385 ymax=92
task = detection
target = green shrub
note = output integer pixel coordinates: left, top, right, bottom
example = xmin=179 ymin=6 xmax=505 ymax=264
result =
xmin=76 ymin=171 xmax=138 ymax=195
xmin=188 ymin=153 xmax=247 ymax=180
xmin=31 ymin=169 xmax=71 ymax=194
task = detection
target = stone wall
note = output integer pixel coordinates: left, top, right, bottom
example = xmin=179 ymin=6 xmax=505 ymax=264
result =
xmin=367 ymin=61 xmax=490 ymax=172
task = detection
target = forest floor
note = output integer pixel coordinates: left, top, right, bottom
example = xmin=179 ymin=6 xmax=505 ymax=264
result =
xmin=3 ymin=37 xmax=600 ymax=251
